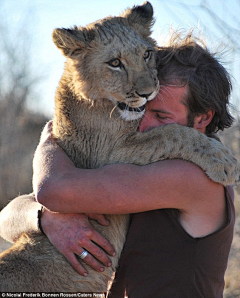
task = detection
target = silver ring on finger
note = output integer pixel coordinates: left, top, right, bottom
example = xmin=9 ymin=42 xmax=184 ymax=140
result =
xmin=79 ymin=250 xmax=88 ymax=260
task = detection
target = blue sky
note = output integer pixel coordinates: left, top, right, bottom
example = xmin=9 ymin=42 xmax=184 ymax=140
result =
xmin=1 ymin=0 xmax=239 ymax=116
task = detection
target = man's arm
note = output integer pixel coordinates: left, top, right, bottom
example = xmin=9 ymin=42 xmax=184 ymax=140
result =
xmin=35 ymin=126 xmax=227 ymax=240
xmin=34 ymin=123 xmax=221 ymax=216
xmin=0 ymin=194 xmax=40 ymax=243
xmin=0 ymin=193 xmax=115 ymax=276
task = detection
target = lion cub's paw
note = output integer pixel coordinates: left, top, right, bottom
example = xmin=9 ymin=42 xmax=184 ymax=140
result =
xmin=204 ymin=138 xmax=240 ymax=186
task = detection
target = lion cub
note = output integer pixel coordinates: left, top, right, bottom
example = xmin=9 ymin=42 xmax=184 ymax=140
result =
xmin=0 ymin=1 xmax=239 ymax=293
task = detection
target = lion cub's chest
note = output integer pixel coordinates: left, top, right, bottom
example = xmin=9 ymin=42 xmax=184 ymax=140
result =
xmin=53 ymin=97 xmax=139 ymax=169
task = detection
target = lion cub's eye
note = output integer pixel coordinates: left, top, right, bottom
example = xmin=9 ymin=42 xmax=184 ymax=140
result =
xmin=108 ymin=59 xmax=121 ymax=68
xmin=143 ymin=50 xmax=151 ymax=61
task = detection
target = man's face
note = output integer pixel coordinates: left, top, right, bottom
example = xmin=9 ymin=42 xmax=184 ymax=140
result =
xmin=138 ymin=85 xmax=189 ymax=132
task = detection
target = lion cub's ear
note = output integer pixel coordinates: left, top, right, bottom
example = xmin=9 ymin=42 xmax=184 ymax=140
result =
xmin=52 ymin=26 xmax=95 ymax=58
xmin=121 ymin=1 xmax=155 ymax=37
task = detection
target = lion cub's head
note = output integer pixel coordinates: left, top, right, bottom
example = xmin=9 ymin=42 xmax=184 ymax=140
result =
xmin=53 ymin=2 xmax=159 ymax=121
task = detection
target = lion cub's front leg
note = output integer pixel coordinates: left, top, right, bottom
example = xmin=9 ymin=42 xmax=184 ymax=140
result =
xmin=112 ymin=124 xmax=240 ymax=186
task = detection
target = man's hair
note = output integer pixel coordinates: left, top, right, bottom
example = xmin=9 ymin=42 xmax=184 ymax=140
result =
xmin=156 ymin=31 xmax=234 ymax=135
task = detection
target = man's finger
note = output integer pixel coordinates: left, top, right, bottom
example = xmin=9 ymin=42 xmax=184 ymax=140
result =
xmin=76 ymin=249 xmax=106 ymax=273
xmin=82 ymin=240 xmax=113 ymax=268
xmin=91 ymin=230 xmax=115 ymax=257
xmin=65 ymin=253 xmax=88 ymax=276
xmin=87 ymin=214 xmax=110 ymax=226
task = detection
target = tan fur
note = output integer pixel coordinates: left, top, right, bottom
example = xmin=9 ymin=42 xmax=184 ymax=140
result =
xmin=0 ymin=1 xmax=239 ymax=293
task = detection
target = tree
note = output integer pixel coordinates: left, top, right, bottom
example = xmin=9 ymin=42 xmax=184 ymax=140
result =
xmin=0 ymin=3 xmax=48 ymax=208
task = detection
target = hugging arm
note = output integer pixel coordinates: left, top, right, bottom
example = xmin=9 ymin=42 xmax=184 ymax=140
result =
xmin=34 ymin=123 xmax=228 ymax=215
xmin=110 ymin=123 xmax=240 ymax=186
xmin=0 ymin=194 xmax=40 ymax=243
xmin=0 ymin=192 xmax=115 ymax=276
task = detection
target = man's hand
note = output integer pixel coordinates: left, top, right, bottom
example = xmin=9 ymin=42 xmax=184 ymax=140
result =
xmin=41 ymin=209 xmax=115 ymax=276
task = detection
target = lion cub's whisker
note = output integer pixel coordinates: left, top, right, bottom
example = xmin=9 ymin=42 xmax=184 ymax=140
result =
xmin=110 ymin=104 xmax=118 ymax=118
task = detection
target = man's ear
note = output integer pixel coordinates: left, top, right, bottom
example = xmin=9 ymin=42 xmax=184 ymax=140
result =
xmin=194 ymin=109 xmax=215 ymax=132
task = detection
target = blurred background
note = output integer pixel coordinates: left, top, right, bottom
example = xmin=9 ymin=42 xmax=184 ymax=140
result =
xmin=0 ymin=1 xmax=239 ymax=296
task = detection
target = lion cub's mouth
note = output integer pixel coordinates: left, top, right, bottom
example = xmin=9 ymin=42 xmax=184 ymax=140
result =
xmin=117 ymin=102 xmax=145 ymax=113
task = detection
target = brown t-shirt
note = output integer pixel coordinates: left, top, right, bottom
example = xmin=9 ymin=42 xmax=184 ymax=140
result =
xmin=109 ymin=186 xmax=235 ymax=298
